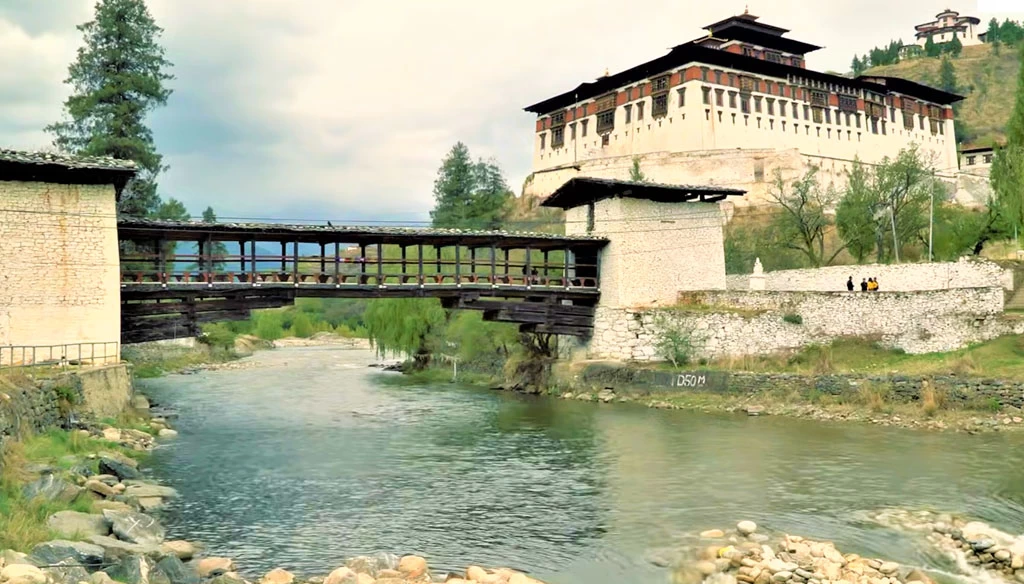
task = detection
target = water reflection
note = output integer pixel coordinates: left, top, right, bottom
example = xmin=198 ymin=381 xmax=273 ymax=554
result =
xmin=142 ymin=347 xmax=1024 ymax=584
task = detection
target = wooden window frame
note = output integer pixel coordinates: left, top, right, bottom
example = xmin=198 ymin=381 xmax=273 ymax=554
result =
xmin=652 ymin=75 xmax=670 ymax=93
xmin=624 ymin=104 xmax=632 ymax=124
xmin=551 ymin=126 xmax=565 ymax=148
xmin=597 ymin=110 xmax=615 ymax=134
xmin=765 ymin=51 xmax=782 ymax=64
xmin=652 ymin=93 xmax=668 ymax=118
xmin=810 ymin=90 xmax=828 ymax=108
xmin=677 ymin=87 xmax=686 ymax=107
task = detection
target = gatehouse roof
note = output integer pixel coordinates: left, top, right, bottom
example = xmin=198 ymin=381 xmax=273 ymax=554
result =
xmin=540 ymin=177 xmax=746 ymax=210
xmin=0 ymin=148 xmax=136 ymax=193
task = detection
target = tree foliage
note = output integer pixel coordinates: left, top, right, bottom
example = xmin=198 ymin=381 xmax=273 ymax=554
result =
xmin=201 ymin=206 xmax=229 ymax=271
xmin=939 ymin=57 xmax=958 ymax=94
xmin=925 ymin=36 xmax=940 ymax=58
xmin=364 ymin=299 xmax=446 ymax=366
xmin=989 ymin=43 xmax=1024 ymax=246
xmin=629 ymin=156 xmax=648 ymax=182
xmin=47 ymin=0 xmax=174 ymax=218
xmin=989 ymin=19 xmax=1024 ymax=47
xmin=430 ymin=142 xmax=512 ymax=230
xmin=766 ymin=167 xmax=843 ymax=267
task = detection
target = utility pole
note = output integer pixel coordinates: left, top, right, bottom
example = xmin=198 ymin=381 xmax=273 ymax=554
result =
xmin=890 ymin=205 xmax=900 ymax=263
xmin=573 ymin=92 xmax=578 ymax=164
xmin=928 ymin=173 xmax=934 ymax=262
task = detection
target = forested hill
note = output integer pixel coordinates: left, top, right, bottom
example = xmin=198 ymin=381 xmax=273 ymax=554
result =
xmin=864 ymin=44 xmax=1019 ymax=147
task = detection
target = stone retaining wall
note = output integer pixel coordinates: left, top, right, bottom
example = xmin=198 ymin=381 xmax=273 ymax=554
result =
xmin=587 ymin=287 xmax=1018 ymax=361
xmin=725 ymin=257 xmax=1012 ymax=292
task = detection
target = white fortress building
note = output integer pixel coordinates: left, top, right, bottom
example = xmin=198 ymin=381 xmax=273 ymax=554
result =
xmin=522 ymin=11 xmax=963 ymax=206
xmin=913 ymin=9 xmax=984 ymax=47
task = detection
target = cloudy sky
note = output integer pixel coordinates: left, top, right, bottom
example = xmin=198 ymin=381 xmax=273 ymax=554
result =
xmin=0 ymin=0 xmax=1021 ymax=223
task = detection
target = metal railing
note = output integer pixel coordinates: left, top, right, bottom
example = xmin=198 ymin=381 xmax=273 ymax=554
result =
xmin=0 ymin=342 xmax=120 ymax=370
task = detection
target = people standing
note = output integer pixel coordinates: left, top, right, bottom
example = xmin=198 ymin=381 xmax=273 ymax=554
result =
xmin=873 ymin=277 xmax=880 ymax=291
xmin=847 ymin=276 xmax=854 ymax=291
xmin=861 ymin=278 xmax=868 ymax=292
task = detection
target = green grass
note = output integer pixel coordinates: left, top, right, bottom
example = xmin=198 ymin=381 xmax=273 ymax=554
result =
xmin=122 ymin=344 xmax=238 ymax=378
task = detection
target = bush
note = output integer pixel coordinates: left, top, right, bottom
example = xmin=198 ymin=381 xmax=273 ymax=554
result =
xmin=200 ymin=322 xmax=238 ymax=349
xmin=252 ymin=311 xmax=285 ymax=341
xmin=858 ymin=381 xmax=891 ymax=413
xmin=289 ymin=312 xmax=314 ymax=338
xmin=920 ymin=380 xmax=947 ymax=417
xmin=655 ymin=315 xmax=696 ymax=368
xmin=783 ymin=313 xmax=803 ymax=325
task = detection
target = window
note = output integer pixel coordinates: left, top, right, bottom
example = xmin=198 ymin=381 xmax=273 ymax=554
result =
xmin=812 ymin=108 xmax=823 ymax=124
xmin=729 ymin=92 xmax=737 ymax=108
xmin=920 ymin=116 xmax=925 ymax=130
xmin=715 ymin=89 xmax=724 ymax=107
xmin=871 ymin=118 xmax=878 ymax=134
xmin=903 ymin=111 xmax=914 ymax=130
xmin=702 ymin=87 xmax=712 ymax=105
xmin=581 ymin=119 xmax=588 ymax=137
xmin=570 ymin=123 xmax=576 ymax=140
xmin=792 ymin=102 xmax=799 ymax=118
xmin=938 ymin=122 xmax=944 ymax=135
xmin=846 ymin=112 xmax=852 ymax=127
xmin=652 ymin=75 xmax=669 ymax=92
xmin=791 ymin=57 xmax=804 ymax=68
xmin=810 ymin=90 xmax=827 ymax=107
xmin=551 ymin=111 xmax=565 ymax=126
xmin=966 ymin=155 xmax=976 ymax=166
xmin=882 ymin=121 xmax=886 ymax=135
xmin=779 ymin=100 xmax=787 ymax=117
xmin=652 ymin=93 xmax=668 ymax=118
xmin=678 ymin=88 xmax=686 ymax=107
xmin=715 ymin=71 xmax=724 ymax=84
xmin=701 ymin=68 xmax=710 ymax=81
xmin=765 ymin=51 xmax=782 ymax=64
xmin=890 ymin=107 xmax=896 ymax=123
xmin=743 ymin=46 xmax=756 ymax=58
xmin=741 ymin=97 xmax=750 ymax=114
xmin=739 ymin=76 xmax=756 ymax=94
xmin=637 ymin=101 xmax=645 ymax=120
xmin=767 ymin=99 xmax=775 ymax=116
xmin=856 ymin=114 xmax=862 ymax=129
xmin=803 ymin=105 xmax=810 ymax=120
xmin=596 ymin=94 xmax=616 ymax=112
xmin=624 ymin=104 xmax=632 ymax=124
xmin=985 ymin=154 xmax=994 ymax=164
xmin=754 ymin=96 xmax=762 ymax=113
xmin=825 ymin=109 xmax=831 ymax=124
xmin=540 ymin=133 xmax=546 ymax=150
xmin=601 ymin=133 xmax=610 ymax=146
xmin=929 ymin=119 xmax=938 ymax=134
xmin=839 ymin=95 xmax=857 ymax=113
xmin=551 ymin=126 xmax=565 ymax=148
xmin=597 ymin=110 xmax=615 ymax=133
xmin=929 ymin=105 xmax=942 ymax=119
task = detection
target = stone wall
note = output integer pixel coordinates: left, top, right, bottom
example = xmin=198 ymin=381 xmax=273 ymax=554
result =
xmin=725 ymin=257 xmax=1013 ymax=293
xmin=586 ymin=287 xmax=1019 ymax=361
xmin=0 ymin=181 xmax=121 ymax=351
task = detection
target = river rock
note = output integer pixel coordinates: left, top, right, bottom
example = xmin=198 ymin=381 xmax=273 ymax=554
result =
xmin=354 ymin=575 xmax=373 ymax=584
xmin=137 ymin=497 xmax=165 ymax=512
xmin=208 ymin=576 xmax=245 ymax=584
xmin=123 ymin=484 xmax=179 ymax=499
xmin=23 ymin=476 xmax=81 ymax=504
xmin=104 ymin=555 xmax=150 ymax=584
xmin=1 ymin=564 xmax=46 ymax=584
xmin=101 ymin=428 xmax=122 ymax=442
xmin=696 ymin=561 xmax=718 ymax=576
xmin=905 ymin=569 xmax=933 ymax=584
xmin=772 ymin=572 xmax=793 ymax=582
xmin=971 ymin=540 xmax=997 ymax=552
xmin=738 ymin=521 xmax=758 ymax=536
xmin=158 ymin=429 xmax=178 ymax=439
xmin=466 ymin=566 xmax=488 ymax=581
xmin=324 ymin=567 xmax=356 ymax=584
xmin=995 ymin=550 xmax=1011 ymax=562
xmin=130 ymin=395 xmax=151 ymax=410
xmin=1011 ymin=555 xmax=1023 ymax=569
xmin=397 ymin=555 xmax=427 ymax=579
xmin=102 ymin=509 xmax=165 ymax=546
xmin=30 ymin=540 xmax=105 ymax=568
xmin=46 ymin=511 xmax=111 ymax=538
xmin=702 ymin=530 xmax=727 ymax=538
xmin=91 ymin=571 xmax=118 ymax=584
xmin=746 ymin=406 xmax=766 ymax=416
xmin=49 ymin=564 xmax=91 ymax=584
xmin=156 ymin=556 xmax=199 ymax=584
xmin=85 ymin=480 xmax=116 ymax=498
xmin=93 ymin=475 xmax=120 ymax=487
xmin=261 ymin=568 xmax=294 ymax=584
xmin=99 ymin=457 xmax=142 ymax=481
xmin=160 ymin=541 xmax=198 ymax=561
xmin=196 ymin=558 xmax=235 ymax=578
xmin=878 ymin=562 xmax=899 ymax=575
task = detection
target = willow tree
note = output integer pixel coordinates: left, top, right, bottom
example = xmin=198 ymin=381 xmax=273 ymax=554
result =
xmin=47 ymin=0 xmax=174 ymax=218
xmin=363 ymin=299 xmax=446 ymax=368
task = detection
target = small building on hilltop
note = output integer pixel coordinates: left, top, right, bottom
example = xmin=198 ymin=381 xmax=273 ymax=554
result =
xmin=960 ymin=145 xmax=995 ymax=173
xmin=523 ymin=10 xmax=963 ymax=208
xmin=913 ymin=9 xmax=983 ymax=48
xmin=0 ymin=149 xmax=135 ymax=365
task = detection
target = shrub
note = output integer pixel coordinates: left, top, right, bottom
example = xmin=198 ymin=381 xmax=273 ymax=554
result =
xmin=200 ymin=322 xmax=238 ymax=349
xmin=252 ymin=311 xmax=285 ymax=341
xmin=920 ymin=380 xmax=947 ymax=417
xmin=289 ymin=312 xmax=314 ymax=338
xmin=783 ymin=313 xmax=803 ymax=325
xmin=654 ymin=316 xmax=696 ymax=368
xmin=858 ymin=381 xmax=891 ymax=413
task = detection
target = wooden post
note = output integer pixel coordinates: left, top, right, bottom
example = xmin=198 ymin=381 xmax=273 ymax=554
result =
xmin=503 ymin=248 xmax=510 ymax=281
xmin=376 ymin=242 xmax=383 ymax=285
xmin=197 ymin=239 xmax=205 ymax=275
xmin=454 ymin=243 xmax=461 ymax=284
xmin=280 ymin=242 xmax=287 ymax=278
xmin=250 ymin=240 xmax=257 ymax=284
xmin=292 ymin=241 xmax=299 ymax=283
xmin=334 ymin=241 xmax=340 ymax=284
xmin=435 ymin=245 xmax=442 ymax=275
xmin=490 ymin=244 xmax=497 ymax=284
xmin=205 ymin=234 xmax=213 ymax=281
xmin=401 ymin=246 xmax=407 ymax=278
xmin=470 ymin=247 xmax=476 ymax=278
xmin=543 ymin=250 xmax=549 ymax=280
xmin=239 ymin=241 xmax=247 ymax=273
xmin=157 ymin=238 xmax=167 ymax=284
xmin=563 ymin=246 xmax=571 ymax=288
xmin=359 ymin=244 xmax=366 ymax=284
xmin=417 ymin=243 xmax=424 ymax=284
xmin=319 ymin=242 xmax=326 ymax=277
xmin=525 ymin=246 xmax=532 ymax=286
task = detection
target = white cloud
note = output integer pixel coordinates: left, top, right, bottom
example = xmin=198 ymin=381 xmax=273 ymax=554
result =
xmin=0 ymin=0 xmax=1015 ymax=222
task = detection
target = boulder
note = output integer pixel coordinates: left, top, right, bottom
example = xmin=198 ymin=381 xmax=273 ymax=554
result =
xmin=160 ymin=541 xmax=198 ymax=562
xmin=354 ymin=575 xmax=374 ymax=584
xmin=324 ymin=567 xmax=356 ymax=584
xmin=99 ymin=457 xmax=142 ymax=481
xmin=30 ymin=540 xmax=105 ymax=569
xmin=261 ymin=568 xmax=295 ymax=584
xmin=466 ymin=566 xmax=488 ymax=581
xmin=196 ymin=558 xmax=235 ymax=578
xmin=85 ymin=480 xmax=116 ymax=498
xmin=46 ymin=511 xmax=111 ymax=539
xmin=158 ymin=429 xmax=179 ymax=438
xmin=23 ymin=476 xmax=81 ymax=504
xmin=878 ymin=562 xmax=899 ymax=575
xmin=156 ymin=556 xmax=199 ymax=584
xmin=904 ymin=569 xmax=934 ymax=584
xmin=47 ymin=565 xmax=92 ymax=584
xmin=397 ymin=555 xmax=428 ymax=579
xmin=130 ymin=395 xmax=151 ymax=410
xmin=104 ymin=555 xmax=150 ymax=584
xmin=702 ymin=530 xmax=726 ymax=539
xmin=208 ymin=576 xmax=245 ymax=584
xmin=93 ymin=475 xmax=120 ymax=487
xmin=102 ymin=509 xmax=165 ymax=546
xmin=746 ymin=406 xmax=766 ymax=416
xmin=123 ymin=485 xmax=179 ymax=500
xmin=92 ymin=501 xmax=135 ymax=514
xmin=737 ymin=521 xmax=758 ymax=536
xmin=101 ymin=428 xmax=122 ymax=442
xmin=2 ymin=550 xmax=32 ymax=567
xmin=137 ymin=498 xmax=165 ymax=512
xmin=0 ymin=564 xmax=46 ymax=584
xmin=91 ymin=571 xmax=118 ymax=584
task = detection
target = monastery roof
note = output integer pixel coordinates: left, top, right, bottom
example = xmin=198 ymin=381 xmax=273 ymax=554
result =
xmin=540 ymin=177 xmax=746 ymax=210
xmin=0 ymin=148 xmax=137 ymax=193
xmin=854 ymin=76 xmax=963 ymax=106
xmin=960 ymin=145 xmax=996 ymax=154
xmin=525 ymin=20 xmax=961 ymax=115
xmin=116 ymin=218 xmax=609 ymax=249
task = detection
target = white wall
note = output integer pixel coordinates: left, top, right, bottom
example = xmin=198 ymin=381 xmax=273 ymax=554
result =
xmin=0 ymin=181 xmax=121 ymax=359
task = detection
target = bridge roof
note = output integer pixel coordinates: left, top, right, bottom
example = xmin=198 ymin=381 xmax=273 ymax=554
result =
xmin=117 ymin=219 xmax=608 ymax=250
xmin=541 ymin=177 xmax=747 ymax=210
xmin=0 ymin=149 xmax=136 ymax=194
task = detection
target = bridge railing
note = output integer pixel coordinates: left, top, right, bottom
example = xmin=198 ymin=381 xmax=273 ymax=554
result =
xmin=0 ymin=342 xmax=120 ymax=370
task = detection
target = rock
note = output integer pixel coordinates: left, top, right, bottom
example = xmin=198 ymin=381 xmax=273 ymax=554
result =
xmin=878 ymin=562 xmax=899 ymax=575
xmin=46 ymin=511 xmax=111 ymax=539
xmin=1011 ymin=555 xmax=1023 ymax=570
xmin=995 ymin=550 xmax=1012 ymax=562
xmin=466 ymin=566 xmax=488 ymax=581
xmin=104 ymin=555 xmax=150 ymax=584
xmin=772 ymin=572 xmax=793 ymax=582
xmin=324 ymin=567 xmax=356 ymax=584
xmin=0 ymin=564 xmax=46 ymax=584
xmin=160 ymin=541 xmax=197 ymax=561
xmin=130 ymin=395 xmax=151 ymax=410
xmin=91 ymin=572 xmax=117 ymax=584
xmin=30 ymin=540 xmax=105 ymax=568
xmin=158 ymin=429 xmax=178 ymax=438
xmin=971 ymin=540 xmax=996 ymax=552
xmin=597 ymin=389 xmax=616 ymax=403
xmin=93 ymin=475 xmax=119 ymax=487
xmin=261 ymin=568 xmax=294 ymax=584
xmin=354 ymin=575 xmax=374 ymax=584
xmin=794 ymin=569 xmax=814 ymax=580
xmin=196 ymin=558 xmax=235 ymax=579
xmin=137 ymin=497 xmax=165 ymax=512
xmin=2 ymin=550 xmax=31 ymax=567
xmin=702 ymin=530 xmax=727 ymax=538
xmin=91 ymin=501 xmax=134 ymax=514
xmin=746 ymin=406 xmax=766 ymax=416
xmin=99 ymin=457 xmax=141 ymax=481
xmin=155 ymin=556 xmax=199 ymax=584
xmin=696 ymin=561 xmax=718 ymax=576
xmin=85 ymin=480 xmax=116 ymax=498
xmin=23 ymin=476 xmax=81 ymax=504
xmin=738 ymin=521 xmax=758 ymax=536
xmin=101 ymin=428 xmax=122 ymax=442
xmin=208 ymin=577 xmax=245 ymax=584
xmin=397 ymin=555 xmax=427 ymax=579
xmin=123 ymin=484 xmax=179 ymax=499
xmin=102 ymin=509 xmax=164 ymax=546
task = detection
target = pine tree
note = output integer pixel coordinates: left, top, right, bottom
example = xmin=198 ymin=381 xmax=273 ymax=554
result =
xmin=949 ymin=35 xmax=963 ymax=57
xmin=47 ymin=0 xmax=174 ymax=218
xmin=201 ymin=206 xmax=228 ymax=271
xmin=988 ymin=18 xmax=1001 ymax=46
xmin=925 ymin=35 xmax=940 ymax=58
xmin=430 ymin=142 xmax=511 ymax=230
xmin=990 ymin=43 xmax=1024 ymax=248
xmin=939 ymin=57 xmax=958 ymax=94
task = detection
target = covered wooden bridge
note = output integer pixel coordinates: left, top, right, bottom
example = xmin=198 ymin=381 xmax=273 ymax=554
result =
xmin=118 ymin=220 xmax=607 ymax=343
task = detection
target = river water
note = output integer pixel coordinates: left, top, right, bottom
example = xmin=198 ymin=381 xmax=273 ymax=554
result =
xmin=140 ymin=347 xmax=1024 ymax=584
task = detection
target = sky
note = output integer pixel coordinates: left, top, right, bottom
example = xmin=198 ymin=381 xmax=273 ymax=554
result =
xmin=0 ymin=0 xmax=1022 ymax=224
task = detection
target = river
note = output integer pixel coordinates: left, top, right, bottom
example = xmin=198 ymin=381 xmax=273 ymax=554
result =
xmin=140 ymin=346 xmax=1024 ymax=584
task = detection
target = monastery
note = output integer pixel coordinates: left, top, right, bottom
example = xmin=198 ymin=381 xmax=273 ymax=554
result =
xmin=522 ymin=11 xmax=963 ymax=207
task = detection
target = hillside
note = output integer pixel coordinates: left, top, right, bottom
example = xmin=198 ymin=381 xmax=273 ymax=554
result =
xmin=864 ymin=44 xmax=1019 ymax=146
